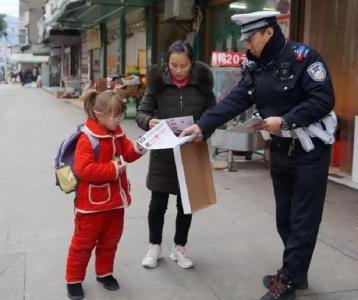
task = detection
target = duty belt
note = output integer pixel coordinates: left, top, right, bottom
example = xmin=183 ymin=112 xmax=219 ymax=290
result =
xmin=262 ymin=111 xmax=337 ymax=153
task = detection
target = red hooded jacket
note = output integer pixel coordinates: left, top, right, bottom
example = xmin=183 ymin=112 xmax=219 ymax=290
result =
xmin=74 ymin=118 xmax=143 ymax=213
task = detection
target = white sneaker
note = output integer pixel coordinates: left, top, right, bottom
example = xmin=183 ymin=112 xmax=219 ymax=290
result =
xmin=170 ymin=245 xmax=194 ymax=269
xmin=141 ymin=244 xmax=162 ymax=268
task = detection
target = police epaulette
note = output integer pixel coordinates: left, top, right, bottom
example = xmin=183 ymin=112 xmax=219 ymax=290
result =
xmin=294 ymin=44 xmax=310 ymax=62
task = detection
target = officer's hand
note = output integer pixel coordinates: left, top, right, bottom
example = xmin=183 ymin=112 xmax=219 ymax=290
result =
xmin=256 ymin=117 xmax=282 ymax=135
xmin=180 ymin=124 xmax=204 ymax=143
xmin=149 ymin=118 xmax=160 ymax=128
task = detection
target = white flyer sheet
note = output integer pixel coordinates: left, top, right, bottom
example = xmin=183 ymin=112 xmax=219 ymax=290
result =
xmin=136 ymin=120 xmax=194 ymax=150
xmin=226 ymin=115 xmax=263 ymax=133
xmin=165 ymin=116 xmax=194 ymax=134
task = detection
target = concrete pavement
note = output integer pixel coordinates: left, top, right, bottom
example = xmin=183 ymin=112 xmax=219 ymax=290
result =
xmin=0 ymin=84 xmax=357 ymax=300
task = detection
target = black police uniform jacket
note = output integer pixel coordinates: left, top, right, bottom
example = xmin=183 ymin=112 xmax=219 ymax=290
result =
xmin=136 ymin=61 xmax=216 ymax=194
xmin=197 ymin=26 xmax=335 ymax=137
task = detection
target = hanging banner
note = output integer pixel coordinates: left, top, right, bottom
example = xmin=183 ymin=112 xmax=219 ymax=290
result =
xmin=87 ymin=26 xmax=101 ymax=50
xmin=277 ymin=14 xmax=291 ymax=38
xmin=276 ymin=0 xmax=291 ymax=38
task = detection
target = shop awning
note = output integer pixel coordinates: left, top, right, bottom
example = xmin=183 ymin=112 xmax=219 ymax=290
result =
xmin=45 ymin=0 xmax=152 ymax=30
xmin=10 ymin=54 xmax=49 ymax=64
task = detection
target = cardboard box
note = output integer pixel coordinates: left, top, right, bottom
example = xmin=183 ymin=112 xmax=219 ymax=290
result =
xmin=95 ymin=79 xmax=107 ymax=92
xmin=136 ymin=121 xmax=216 ymax=215
xmin=114 ymin=87 xmax=128 ymax=98
xmin=56 ymin=90 xmax=65 ymax=99
xmin=174 ymin=141 xmax=217 ymax=214
xmin=126 ymin=85 xmax=139 ymax=96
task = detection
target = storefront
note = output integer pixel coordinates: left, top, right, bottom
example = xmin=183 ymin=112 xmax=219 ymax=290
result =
xmin=201 ymin=0 xmax=293 ymax=167
xmin=300 ymin=0 xmax=358 ymax=184
xmin=106 ymin=18 xmax=120 ymax=76
xmin=154 ymin=12 xmax=188 ymax=64
xmin=47 ymin=30 xmax=81 ymax=87
xmin=47 ymin=47 xmax=61 ymax=87
xmin=46 ymin=0 xmax=155 ymax=81
xmin=204 ymin=0 xmax=292 ymax=102
xmin=153 ymin=0 xmax=202 ymax=64
xmin=204 ymin=0 xmax=291 ymax=64
xmin=80 ymin=31 xmax=89 ymax=84
xmin=125 ymin=8 xmax=147 ymax=75
xmin=86 ymin=26 xmax=102 ymax=81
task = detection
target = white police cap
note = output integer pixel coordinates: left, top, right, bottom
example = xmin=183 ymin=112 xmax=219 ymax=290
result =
xmin=231 ymin=11 xmax=280 ymax=41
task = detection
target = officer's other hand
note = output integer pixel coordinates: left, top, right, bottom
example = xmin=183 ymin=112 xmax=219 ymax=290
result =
xmin=255 ymin=117 xmax=282 ymax=135
xmin=149 ymin=118 xmax=160 ymax=128
xmin=180 ymin=124 xmax=204 ymax=143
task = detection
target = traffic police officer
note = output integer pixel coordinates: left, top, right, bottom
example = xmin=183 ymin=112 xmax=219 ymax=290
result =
xmin=181 ymin=11 xmax=335 ymax=300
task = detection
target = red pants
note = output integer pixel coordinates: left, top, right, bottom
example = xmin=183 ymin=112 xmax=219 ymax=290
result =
xmin=66 ymin=209 xmax=124 ymax=283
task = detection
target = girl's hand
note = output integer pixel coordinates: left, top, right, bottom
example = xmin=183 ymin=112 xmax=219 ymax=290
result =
xmin=117 ymin=155 xmax=127 ymax=174
xmin=135 ymin=141 xmax=147 ymax=154
xmin=149 ymin=118 xmax=160 ymax=129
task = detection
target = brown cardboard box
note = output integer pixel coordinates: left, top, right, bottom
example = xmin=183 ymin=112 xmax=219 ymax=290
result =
xmin=126 ymin=85 xmax=139 ymax=96
xmin=95 ymin=79 xmax=107 ymax=92
xmin=114 ymin=87 xmax=128 ymax=99
xmin=174 ymin=141 xmax=217 ymax=214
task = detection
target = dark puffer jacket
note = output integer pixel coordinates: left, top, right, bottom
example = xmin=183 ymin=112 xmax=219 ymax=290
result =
xmin=136 ymin=61 xmax=216 ymax=194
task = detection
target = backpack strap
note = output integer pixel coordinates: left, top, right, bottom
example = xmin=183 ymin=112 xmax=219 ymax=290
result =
xmin=81 ymin=126 xmax=100 ymax=160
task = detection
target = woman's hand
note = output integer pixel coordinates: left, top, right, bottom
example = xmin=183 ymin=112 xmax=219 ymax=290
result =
xmin=149 ymin=118 xmax=160 ymax=129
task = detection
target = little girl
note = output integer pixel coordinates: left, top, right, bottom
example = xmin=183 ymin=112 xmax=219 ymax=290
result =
xmin=66 ymin=90 xmax=145 ymax=300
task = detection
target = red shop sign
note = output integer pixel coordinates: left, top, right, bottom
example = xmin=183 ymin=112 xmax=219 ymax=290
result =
xmin=211 ymin=51 xmax=247 ymax=67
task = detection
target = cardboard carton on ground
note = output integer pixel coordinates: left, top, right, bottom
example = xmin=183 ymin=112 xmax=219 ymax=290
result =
xmin=136 ymin=120 xmax=217 ymax=214
xmin=174 ymin=141 xmax=217 ymax=214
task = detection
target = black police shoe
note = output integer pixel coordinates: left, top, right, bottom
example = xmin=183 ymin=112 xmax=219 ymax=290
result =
xmin=263 ymin=269 xmax=308 ymax=290
xmin=67 ymin=283 xmax=84 ymax=300
xmin=260 ymin=274 xmax=296 ymax=300
xmin=96 ymin=275 xmax=120 ymax=290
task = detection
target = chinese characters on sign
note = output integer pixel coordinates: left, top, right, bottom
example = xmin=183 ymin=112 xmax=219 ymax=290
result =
xmin=86 ymin=26 xmax=101 ymax=50
xmin=211 ymin=51 xmax=247 ymax=67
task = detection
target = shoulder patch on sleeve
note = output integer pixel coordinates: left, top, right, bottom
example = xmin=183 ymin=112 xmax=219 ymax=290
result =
xmin=295 ymin=45 xmax=310 ymax=62
xmin=307 ymin=62 xmax=326 ymax=82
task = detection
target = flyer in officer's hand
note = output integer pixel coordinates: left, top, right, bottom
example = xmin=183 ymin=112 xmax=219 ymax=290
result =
xmin=136 ymin=120 xmax=194 ymax=150
xmin=226 ymin=114 xmax=263 ymax=133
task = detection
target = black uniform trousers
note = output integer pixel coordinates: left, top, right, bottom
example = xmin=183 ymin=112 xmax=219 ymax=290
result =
xmin=270 ymin=136 xmax=331 ymax=285
xmin=148 ymin=191 xmax=192 ymax=246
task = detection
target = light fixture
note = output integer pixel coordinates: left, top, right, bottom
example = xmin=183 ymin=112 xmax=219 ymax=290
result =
xmin=229 ymin=2 xmax=248 ymax=10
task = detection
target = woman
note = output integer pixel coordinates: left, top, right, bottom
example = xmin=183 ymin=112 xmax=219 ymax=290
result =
xmin=136 ymin=40 xmax=215 ymax=269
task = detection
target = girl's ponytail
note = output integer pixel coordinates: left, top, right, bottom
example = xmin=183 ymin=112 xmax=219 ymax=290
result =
xmin=83 ymin=89 xmax=98 ymax=119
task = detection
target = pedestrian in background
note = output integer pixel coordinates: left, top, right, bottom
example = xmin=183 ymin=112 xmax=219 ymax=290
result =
xmin=65 ymin=90 xmax=145 ymax=300
xmin=181 ymin=11 xmax=335 ymax=300
xmin=136 ymin=40 xmax=216 ymax=269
